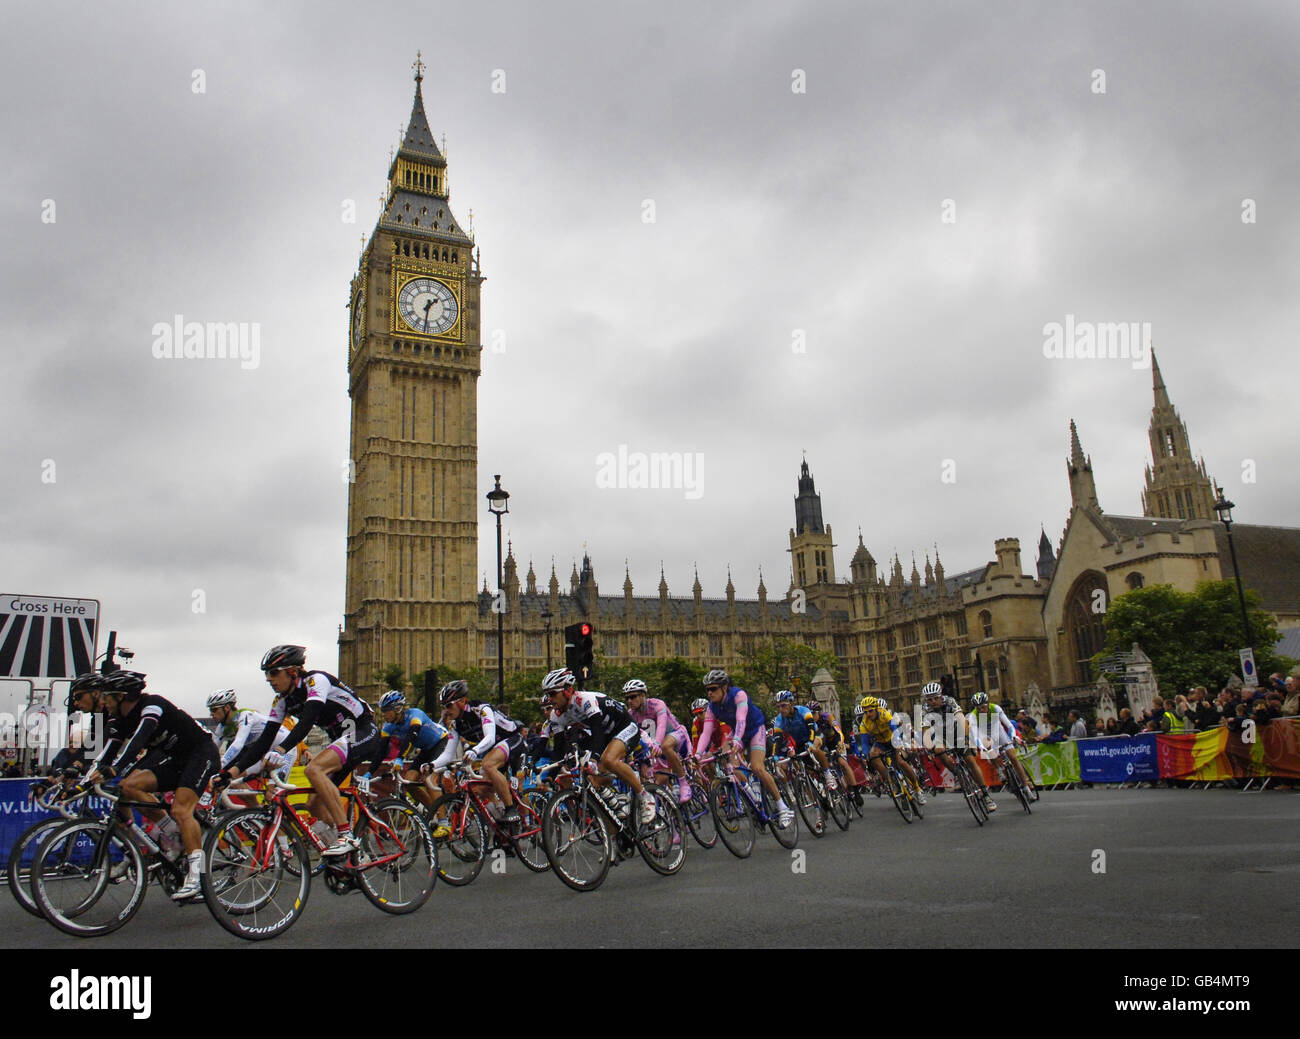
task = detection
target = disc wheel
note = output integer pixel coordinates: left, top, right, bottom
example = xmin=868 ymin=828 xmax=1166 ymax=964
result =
xmin=32 ymin=819 xmax=148 ymax=938
xmin=428 ymin=793 xmax=486 ymax=886
xmin=201 ymin=808 xmax=311 ymax=941
xmin=542 ymin=789 xmax=611 ymax=892
xmin=709 ymin=778 xmax=755 ymax=859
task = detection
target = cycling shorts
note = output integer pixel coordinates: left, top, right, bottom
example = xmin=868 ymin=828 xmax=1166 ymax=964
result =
xmin=150 ymin=742 xmax=221 ymax=795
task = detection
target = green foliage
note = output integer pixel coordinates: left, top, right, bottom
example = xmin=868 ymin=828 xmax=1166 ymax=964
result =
xmin=590 ymin=654 xmax=707 ymax=722
xmin=735 ymin=638 xmax=845 ymax=701
xmin=1093 ymin=580 xmax=1293 ymax=695
xmin=373 ymin=664 xmax=407 ymax=693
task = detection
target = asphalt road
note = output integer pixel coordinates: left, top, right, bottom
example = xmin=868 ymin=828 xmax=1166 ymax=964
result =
xmin=6 ymin=788 xmax=1298 ymax=948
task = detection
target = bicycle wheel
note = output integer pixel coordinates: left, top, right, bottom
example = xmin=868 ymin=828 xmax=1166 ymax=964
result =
xmin=512 ymin=790 xmax=552 ymax=873
xmin=683 ymin=782 xmax=717 ymax=849
xmin=32 ymin=820 xmax=148 ymax=937
xmin=8 ymin=816 xmax=74 ymax=918
xmin=826 ymin=777 xmax=852 ymax=831
xmin=428 ymin=793 xmax=486 ymax=886
xmin=884 ymin=766 xmax=913 ymax=822
xmin=542 ymin=790 xmax=611 ymax=892
xmin=634 ymin=786 xmax=686 ymax=876
xmin=1005 ymin=763 xmax=1032 ymax=813
xmin=953 ymin=760 xmax=986 ymax=826
xmin=905 ymin=774 xmax=924 ymax=820
xmin=792 ymin=770 xmax=826 ymax=837
xmin=356 ymin=799 xmax=436 ymax=913
xmin=709 ymin=778 xmax=755 ymax=859
xmin=202 ymin=808 xmax=310 ymax=941
xmin=762 ymin=782 xmax=799 ymax=848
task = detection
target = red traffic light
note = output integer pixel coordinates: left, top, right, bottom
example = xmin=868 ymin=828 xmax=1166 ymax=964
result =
xmin=580 ymin=623 xmax=592 ymax=636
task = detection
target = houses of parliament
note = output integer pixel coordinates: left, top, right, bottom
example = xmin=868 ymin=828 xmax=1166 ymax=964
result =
xmin=338 ymin=65 xmax=1300 ymax=711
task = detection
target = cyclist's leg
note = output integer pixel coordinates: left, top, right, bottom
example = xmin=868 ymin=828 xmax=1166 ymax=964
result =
xmin=1006 ymin=745 xmax=1032 ymax=790
xmin=171 ymin=745 xmax=219 ymax=854
xmin=304 ymin=746 xmax=349 ymax=828
xmin=747 ymin=731 xmax=781 ymax=802
xmin=597 ymin=736 xmax=642 ymax=795
xmin=479 ymin=744 xmax=514 ymax=808
xmin=119 ymin=767 xmax=163 ymax=824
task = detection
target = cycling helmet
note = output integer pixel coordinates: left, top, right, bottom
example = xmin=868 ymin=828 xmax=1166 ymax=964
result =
xmin=438 ymin=680 xmax=470 ymax=705
xmin=703 ymin=669 xmax=729 ymax=688
xmin=260 ymin=645 xmax=306 ymax=671
xmin=66 ymin=672 xmax=105 ymax=707
xmin=806 ymin=700 xmax=821 ymax=711
xmin=852 ymin=704 xmax=865 ymax=719
xmin=622 ymin=679 xmax=648 ymax=695
xmin=378 ymin=690 xmax=406 ymax=712
xmin=101 ymin=670 xmax=147 ymax=697
xmin=774 ymin=690 xmax=795 ymax=704
xmin=690 ymin=698 xmax=708 ymax=713
xmin=876 ymin=698 xmax=888 ymax=711
xmin=860 ymin=696 xmax=882 ymax=711
xmin=921 ymin=681 xmax=943 ymax=698
xmin=541 ymin=668 xmax=575 ymax=693
xmin=971 ymin=691 xmax=989 ymax=707
xmin=206 ymin=689 xmax=237 ymax=710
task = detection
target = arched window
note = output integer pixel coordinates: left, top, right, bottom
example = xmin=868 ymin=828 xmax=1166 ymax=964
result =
xmin=1065 ymin=570 xmax=1108 ymax=684
xmin=1126 ymin=571 xmax=1144 ymax=591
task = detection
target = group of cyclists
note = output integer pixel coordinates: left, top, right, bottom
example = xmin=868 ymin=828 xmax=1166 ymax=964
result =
xmin=44 ymin=650 xmax=1037 ymax=915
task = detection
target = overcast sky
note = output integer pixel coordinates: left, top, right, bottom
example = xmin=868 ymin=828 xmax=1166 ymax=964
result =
xmin=2 ymin=0 xmax=1297 ymax=716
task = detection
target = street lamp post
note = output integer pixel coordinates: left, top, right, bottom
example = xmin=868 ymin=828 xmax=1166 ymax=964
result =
xmin=487 ymin=475 xmax=510 ymax=705
xmin=541 ymin=608 xmax=553 ymax=669
xmin=1213 ymin=495 xmax=1253 ymax=651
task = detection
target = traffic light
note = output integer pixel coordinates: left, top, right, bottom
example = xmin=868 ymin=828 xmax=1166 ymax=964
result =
xmin=564 ymin=622 xmax=595 ymax=683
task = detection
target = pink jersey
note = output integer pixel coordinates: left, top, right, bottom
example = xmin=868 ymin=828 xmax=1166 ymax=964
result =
xmin=628 ymin=696 xmax=686 ymax=747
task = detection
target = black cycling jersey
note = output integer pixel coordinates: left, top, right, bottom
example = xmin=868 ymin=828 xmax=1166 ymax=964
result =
xmin=232 ymin=670 xmax=372 ymax=772
xmin=108 ymin=694 xmax=213 ymax=777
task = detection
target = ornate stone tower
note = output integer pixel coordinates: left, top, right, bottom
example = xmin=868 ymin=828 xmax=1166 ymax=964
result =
xmin=339 ymin=57 xmax=484 ymax=700
xmin=1140 ymin=351 xmax=1217 ymax=520
xmin=1066 ymin=420 xmax=1100 ymax=511
xmin=788 ymin=457 xmax=836 ymax=593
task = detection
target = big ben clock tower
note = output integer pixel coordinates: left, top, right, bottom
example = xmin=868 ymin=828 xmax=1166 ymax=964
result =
xmin=339 ymin=56 xmax=484 ymax=700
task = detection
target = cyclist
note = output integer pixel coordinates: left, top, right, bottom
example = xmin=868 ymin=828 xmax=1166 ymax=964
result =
xmin=84 ymin=670 xmax=221 ymax=901
xmin=365 ymin=690 xmax=455 ymax=817
xmin=438 ymin=679 xmax=524 ymax=825
xmin=624 ymin=678 xmax=692 ymax=804
xmin=968 ymin=691 xmax=1035 ymax=800
xmin=808 ymin=699 xmax=861 ymax=805
xmin=207 ymin=689 xmax=252 ymax=753
xmin=223 ymin=645 xmax=382 ymax=857
xmin=920 ymin=681 xmax=995 ymax=812
xmin=856 ymin=696 xmax=927 ymax=806
xmin=210 ymin=691 xmax=294 ymax=785
xmin=540 ymin=668 xmax=656 ymax=825
xmin=695 ymin=668 xmax=793 ymax=829
xmin=64 ymin=672 xmax=113 ymax=776
xmin=771 ymin=691 xmax=834 ymax=790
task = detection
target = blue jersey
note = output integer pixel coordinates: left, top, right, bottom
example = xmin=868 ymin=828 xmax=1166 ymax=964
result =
xmin=707 ymin=687 xmax=765 ymax=743
xmin=772 ymin=705 xmax=814 ymax=745
xmin=382 ymin=707 xmax=448 ymax=754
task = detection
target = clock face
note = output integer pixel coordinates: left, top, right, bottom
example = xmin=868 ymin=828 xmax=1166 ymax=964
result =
xmin=351 ymin=291 xmax=365 ymax=350
xmin=397 ymin=277 xmax=458 ymax=335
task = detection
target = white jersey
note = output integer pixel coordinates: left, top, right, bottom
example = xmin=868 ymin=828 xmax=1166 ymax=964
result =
xmin=220 ymin=711 xmax=292 ymax=771
xmin=967 ymin=705 xmax=1017 ymax=753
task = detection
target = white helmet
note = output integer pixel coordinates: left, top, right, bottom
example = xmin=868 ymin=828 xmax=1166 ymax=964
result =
xmin=922 ymin=681 xmax=943 ymax=699
xmin=622 ymin=679 xmax=648 ymax=695
xmin=541 ymin=668 xmax=575 ymax=693
xmin=206 ymin=689 xmax=237 ymax=710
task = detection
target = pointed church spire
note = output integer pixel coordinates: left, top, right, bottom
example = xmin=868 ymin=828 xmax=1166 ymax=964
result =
xmin=398 ymin=54 xmax=444 ymax=165
xmin=525 ymin=559 xmax=537 ymax=596
xmin=1151 ymin=348 xmax=1171 ymax=410
xmin=1067 ymin=420 xmax=1101 ymax=510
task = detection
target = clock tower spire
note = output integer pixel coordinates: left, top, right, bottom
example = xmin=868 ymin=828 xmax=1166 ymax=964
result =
xmin=339 ymin=60 xmax=485 ymax=700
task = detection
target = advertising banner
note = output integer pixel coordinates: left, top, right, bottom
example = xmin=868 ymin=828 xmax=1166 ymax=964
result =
xmin=1077 ymin=734 xmax=1159 ymax=782
xmin=0 ymin=778 xmax=115 ymax=866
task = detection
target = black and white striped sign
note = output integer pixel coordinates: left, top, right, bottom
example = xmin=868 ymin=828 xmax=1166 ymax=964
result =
xmin=0 ymin=595 xmax=99 ymax=679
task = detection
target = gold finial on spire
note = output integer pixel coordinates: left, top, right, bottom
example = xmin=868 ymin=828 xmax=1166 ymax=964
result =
xmin=413 ymin=51 xmax=425 ymax=82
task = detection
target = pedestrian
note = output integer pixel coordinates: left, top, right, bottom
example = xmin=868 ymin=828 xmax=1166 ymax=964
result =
xmin=1281 ymin=676 xmax=1300 ymax=718
xmin=1105 ymin=717 xmax=1119 ymax=736
xmin=1036 ymin=713 xmax=1055 ymax=739
xmin=1117 ymin=708 xmax=1140 ymax=736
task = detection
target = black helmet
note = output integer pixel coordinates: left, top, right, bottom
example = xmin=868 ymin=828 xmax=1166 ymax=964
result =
xmin=260 ymin=645 xmax=306 ymax=671
xmin=438 ymin=679 xmax=469 ymax=705
xmin=66 ymin=672 xmax=105 ymax=707
xmin=101 ymin=670 xmax=147 ymax=697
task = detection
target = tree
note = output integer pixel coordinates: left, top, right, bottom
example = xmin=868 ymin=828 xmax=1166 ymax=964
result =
xmin=1093 ymin=580 xmax=1294 ymax=695
xmin=736 ymin=638 xmax=844 ymax=700
xmin=373 ymin=664 xmax=406 ymax=694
